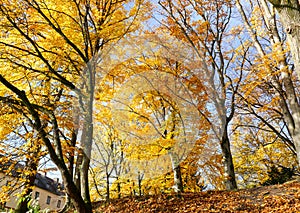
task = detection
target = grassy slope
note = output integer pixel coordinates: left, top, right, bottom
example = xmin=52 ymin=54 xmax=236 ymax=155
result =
xmin=94 ymin=180 xmax=300 ymax=212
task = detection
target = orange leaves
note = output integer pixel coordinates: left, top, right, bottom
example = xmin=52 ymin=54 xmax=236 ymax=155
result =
xmin=96 ymin=181 xmax=300 ymax=212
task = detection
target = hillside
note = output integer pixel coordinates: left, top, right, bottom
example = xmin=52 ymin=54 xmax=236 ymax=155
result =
xmin=94 ymin=180 xmax=300 ymax=212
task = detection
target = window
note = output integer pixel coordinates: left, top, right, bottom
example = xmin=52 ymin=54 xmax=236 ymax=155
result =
xmin=35 ymin=191 xmax=40 ymax=199
xmin=46 ymin=196 xmax=51 ymax=205
xmin=57 ymin=200 xmax=61 ymax=208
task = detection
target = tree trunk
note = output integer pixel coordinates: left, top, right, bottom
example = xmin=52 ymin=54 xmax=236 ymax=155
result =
xmin=173 ymin=165 xmax=183 ymax=193
xmin=268 ymin=0 xmax=300 ymax=75
xmin=106 ymin=175 xmax=110 ymax=201
xmin=15 ymin=150 xmax=39 ymax=213
xmin=259 ymin=0 xmax=300 ymax=161
xmin=117 ymin=178 xmax=121 ymax=199
xmin=221 ymin=128 xmax=237 ymax=190
xmin=291 ymin=122 xmax=300 ymax=164
xmin=169 ymin=152 xmax=183 ymax=193
xmin=77 ymin=61 xmax=95 ymax=211
xmin=60 ymin=169 xmax=92 ymax=213
xmin=265 ymin=0 xmax=300 ymax=165
xmin=138 ymin=172 xmax=143 ymax=196
xmin=80 ymin=153 xmax=91 ymax=210
xmin=74 ymin=152 xmax=82 ymax=195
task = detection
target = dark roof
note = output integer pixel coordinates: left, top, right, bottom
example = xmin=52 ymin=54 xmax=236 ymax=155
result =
xmin=34 ymin=173 xmax=65 ymax=196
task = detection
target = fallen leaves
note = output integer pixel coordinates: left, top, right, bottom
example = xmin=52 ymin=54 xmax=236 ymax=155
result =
xmin=94 ymin=180 xmax=300 ymax=212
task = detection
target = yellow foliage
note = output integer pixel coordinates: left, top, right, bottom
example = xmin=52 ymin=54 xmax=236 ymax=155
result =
xmin=232 ymin=129 xmax=297 ymax=188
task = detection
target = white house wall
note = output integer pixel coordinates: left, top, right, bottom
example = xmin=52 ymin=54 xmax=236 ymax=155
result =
xmin=32 ymin=187 xmax=65 ymax=211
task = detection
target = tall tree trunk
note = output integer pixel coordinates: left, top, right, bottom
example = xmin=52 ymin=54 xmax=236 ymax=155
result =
xmin=74 ymin=152 xmax=82 ymax=195
xmin=76 ymin=61 xmax=95 ymax=211
xmin=169 ymin=152 xmax=183 ymax=193
xmin=221 ymin=127 xmax=237 ymax=190
xmin=60 ymin=169 xmax=91 ymax=213
xmin=106 ymin=174 xmax=110 ymax=201
xmin=80 ymin=153 xmax=91 ymax=210
xmin=291 ymin=121 xmax=300 ymax=164
xmin=159 ymin=0 xmax=238 ymax=191
xmin=267 ymin=0 xmax=300 ymax=165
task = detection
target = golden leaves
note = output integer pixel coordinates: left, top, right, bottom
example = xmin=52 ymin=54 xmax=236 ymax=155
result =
xmin=96 ymin=181 xmax=300 ymax=212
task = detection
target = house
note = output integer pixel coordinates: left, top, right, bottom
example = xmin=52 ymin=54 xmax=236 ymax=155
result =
xmin=0 ymin=157 xmax=65 ymax=212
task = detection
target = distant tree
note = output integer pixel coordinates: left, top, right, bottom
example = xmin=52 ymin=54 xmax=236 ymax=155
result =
xmin=158 ymin=0 xmax=248 ymax=190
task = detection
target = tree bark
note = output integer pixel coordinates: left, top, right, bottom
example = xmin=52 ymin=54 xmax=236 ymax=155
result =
xmin=77 ymin=61 xmax=95 ymax=211
xmin=169 ymin=152 xmax=183 ymax=193
xmin=60 ymin=168 xmax=92 ymax=213
xmin=267 ymin=0 xmax=300 ymax=165
xmin=267 ymin=0 xmax=300 ymax=76
xmin=106 ymin=174 xmax=110 ymax=201
xmin=221 ymin=126 xmax=237 ymax=190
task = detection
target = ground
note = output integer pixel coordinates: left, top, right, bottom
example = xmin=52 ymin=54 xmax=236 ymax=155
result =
xmin=93 ymin=180 xmax=300 ymax=212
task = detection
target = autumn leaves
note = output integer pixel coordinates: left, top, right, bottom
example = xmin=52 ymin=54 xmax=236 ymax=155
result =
xmin=1 ymin=0 xmax=300 ymax=212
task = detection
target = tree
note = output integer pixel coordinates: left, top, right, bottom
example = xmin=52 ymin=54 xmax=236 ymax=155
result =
xmin=124 ymin=90 xmax=185 ymax=192
xmin=0 ymin=0 xmax=146 ymax=212
xmin=93 ymin=31 xmax=212 ymax=193
xmin=90 ymin=123 xmax=124 ymax=201
xmin=236 ymin=0 xmax=300 ymax=166
xmin=157 ymin=0 xmax=248 ymax=190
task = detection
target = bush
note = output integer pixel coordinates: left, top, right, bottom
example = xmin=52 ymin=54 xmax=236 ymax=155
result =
xmin=262 ymin=165 xmax=295 ymax=186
